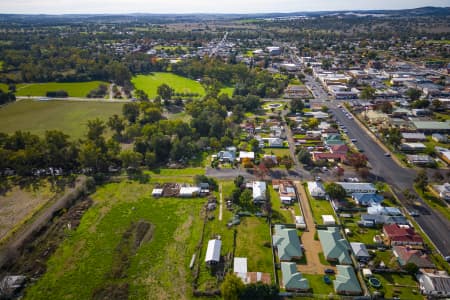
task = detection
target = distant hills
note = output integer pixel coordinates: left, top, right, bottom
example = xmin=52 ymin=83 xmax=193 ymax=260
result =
xmin=0 ymin=6 xmax=449 ymax=24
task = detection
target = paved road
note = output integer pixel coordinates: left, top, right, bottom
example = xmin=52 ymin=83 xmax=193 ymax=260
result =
xmin=329 ymin=103 xmax=450 ymax=257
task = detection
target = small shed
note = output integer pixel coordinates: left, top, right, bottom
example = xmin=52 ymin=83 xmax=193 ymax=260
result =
xmin=152 ymin=188 xmax=163 ymax=197
xmin=205 ymin=239 xmax=222 ymax=265
xmin=295 ymin=216 xmax=306 ymax=229
xmin=362 ymin=268 xmax=372 ymax=278
xmin=179 ymin=187 xmax=200 ymax=197
xmin=322 ymin=215 xmax=336 ymax=225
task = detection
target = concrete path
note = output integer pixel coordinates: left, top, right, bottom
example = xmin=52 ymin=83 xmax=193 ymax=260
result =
xmin=295 ymin=182 xmax=335 ymax=274
xmin=218 ymin=184 xmax=223 ymax=221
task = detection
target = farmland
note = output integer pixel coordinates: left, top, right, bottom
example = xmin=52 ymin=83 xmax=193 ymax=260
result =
xmin=0 ymin=100 xmax=123 ymax=139
xmin=15 ymin=81 xmax=109 ymax=97
xmin=24 ymin=181 xmax=205 ymax=300
xmin=131 ymin=73 xmax=205 ymax=98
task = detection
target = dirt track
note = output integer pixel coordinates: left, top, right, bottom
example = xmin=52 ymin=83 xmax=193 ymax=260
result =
xmin=0 ymin=176 xmax=90 ymax=269
xmin=295 ymin=182 xmax=336 ymax=274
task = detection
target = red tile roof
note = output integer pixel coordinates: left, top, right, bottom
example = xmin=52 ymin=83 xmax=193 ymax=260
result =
xmin=384 ymin=224 xmax=423 ymax=244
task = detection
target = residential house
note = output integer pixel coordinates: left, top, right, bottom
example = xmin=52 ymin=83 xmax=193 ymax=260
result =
xmin=252 ymin=181 xmax=267 ymax=203
xmin=360 ymin=214 xmax=408 ymax=227
xmin=393 ymin=246 xmax=435 ymax=269
xmin=330 ymin=144 xmax=349 ymax=155
xmin=336 ymin=182 xmax=377 ymax=195
xmin=312 ymin=152 xmax=347 ymax=163
xmin=433 ymin=183 xmax=450 ymax=202
xmin=400 ymin=143 xmax=427 ymax=153
xmin=281 ymin=262 xmax=310 ymax=291
xmin=432 ymin=133 xmax=448 ymax=143
xmin=333 ymin=265 xmax=362 ymax=295
xmin=412 ymin=121 xmax=450 ymax=134
xmin=318 ymin=227 xmax=352 ymax=265
xmin=351 ymin=193 xmax=384 ymax=206
xmin=367 ymin=204 xmax=402 ymax=216
xmin=406 ymin=154 xmax=435 ymax=166
xmin=217 ymin=150 xmax=236 ymax=162
xmin=417 ymin=270 xmax=450 ymax=297
xmin=350 ymin=242 xmax=370 ymax=261
xmin=205 ymin=239 xmax=222 ymax=265
xmin=234 ymin=257 xmax=271 ymax=284
xmin=272 ymin=225 xmax=303 ymax=261
xmin=383 ymin=224 xmax=424 ymax=246
xmin=278 ymin=181 xmax=297 ymax=205
xmin=307 ymin=181 xmax=326 ymax=198
xmin=324 ymin=134 xmax=345 ymax=146
xmin=239 ymin=151 xmax=255 ymax=162
xmin=401 ymin=132 xmax=427 ymax=142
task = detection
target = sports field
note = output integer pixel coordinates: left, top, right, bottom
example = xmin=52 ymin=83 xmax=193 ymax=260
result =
xmin=0 ymin=100 xmax=123 ymax=139
xmin=14 ymin=81 xmax=109 ymax=97
xmin=132 ymin=73 xmax=205 ymax=98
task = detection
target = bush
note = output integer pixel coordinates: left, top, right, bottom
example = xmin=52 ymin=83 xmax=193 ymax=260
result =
xmin=46 ymin=90 xmax=68 ymax=97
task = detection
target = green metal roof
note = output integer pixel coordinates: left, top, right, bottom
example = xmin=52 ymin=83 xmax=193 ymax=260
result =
xmin=281 ymin=262 xmax=310 ymax=290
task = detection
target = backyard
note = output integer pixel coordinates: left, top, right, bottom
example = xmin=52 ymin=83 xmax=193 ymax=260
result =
xmin=24 ymin=181 xmax=206 ymax=300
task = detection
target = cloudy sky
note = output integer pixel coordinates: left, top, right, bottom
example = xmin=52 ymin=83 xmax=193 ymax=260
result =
xmin=1 ymin=0 xmax=449 ymax=14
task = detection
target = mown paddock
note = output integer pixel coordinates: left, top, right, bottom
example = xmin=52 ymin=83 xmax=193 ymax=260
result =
xmin=131 ymin=73 xmax=205 ymax=99
xmin=0 ymin=100 xmax=123 ymax=139
xmin=14 ymin=81 xmax=109 ymax=97
xmin=24 ymin=180 xmax=206 ymax=300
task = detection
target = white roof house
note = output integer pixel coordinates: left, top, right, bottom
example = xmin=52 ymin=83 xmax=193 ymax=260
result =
xmin=253 ymin=181 xmax=267 ymax=203
xmin=307 ymin=181 xmax=326 ymax=198
xmin=179 ymin=186 xmax=201 ymax=197
xmin=239 ymin=151 xmax=255 ymax=161
xmin=336 ymin=182 xmax=377 ymax=195
xmin=205 ymin=239 xmax=222 ymax=264
xmin=322 ymin=215 xmax=336 ymax=225
xmin=233 ymin=257 xmax=248 ymax=282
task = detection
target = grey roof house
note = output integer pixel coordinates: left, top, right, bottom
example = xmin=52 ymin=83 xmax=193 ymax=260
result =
xmin=281 ymin=262 xmax=310 ymax=291
xmin=273 ymin=225 xmax=303 ymax=261
xmin=318 ymin=227 xmax=352 ymax=265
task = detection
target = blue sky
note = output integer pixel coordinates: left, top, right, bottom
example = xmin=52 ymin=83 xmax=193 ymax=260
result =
xmin=1 ymin=0 xmax=449 ymax=14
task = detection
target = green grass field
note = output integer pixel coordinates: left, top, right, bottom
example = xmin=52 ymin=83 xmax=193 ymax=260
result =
xmin=131 ymin=73 xmax=205 ymax=99
xmin=270 ymin=185 xmax=294 ymax=224
xmin=24 ymin=181 xmax=205 ymax=300
xmin=307 ymin=196 xmax=336 ymax=225
xmin=0 ymin=83 xmax=8 ymax=92
xmin=0 ymin=100 xmax=123 ymax=139
xmin=15 ymin=81 xmax=109 ymax=97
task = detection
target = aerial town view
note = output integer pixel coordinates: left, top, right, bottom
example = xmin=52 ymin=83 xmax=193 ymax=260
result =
xmin=0 ymin=0 xmax=449 ymax=299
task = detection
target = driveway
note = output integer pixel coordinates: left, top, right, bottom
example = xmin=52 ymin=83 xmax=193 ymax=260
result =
xmin=295 ymin=182 xmax=335 ymax=274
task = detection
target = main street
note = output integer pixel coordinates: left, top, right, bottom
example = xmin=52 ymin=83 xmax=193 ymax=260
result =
xmin=305 ymin=79 xmax=450 ymax=257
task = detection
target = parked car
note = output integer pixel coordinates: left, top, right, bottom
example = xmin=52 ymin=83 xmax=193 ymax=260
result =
xmin=323 ymin=275 xmax=332 ymax=284
xmin=324 ymin=268 xmax=335 ymax=274
xmin=384 ymin=152 xmax=391 ymax=157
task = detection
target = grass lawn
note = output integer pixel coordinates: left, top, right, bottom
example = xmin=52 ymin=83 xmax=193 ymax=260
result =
xmin=146 ymin=168 xmax=205 ymax=177
xmin=235 ymin=217 xmax=274 ymax=279
xmin=303 ymin=274 xmax=335 ymax=295
xmin=24 ymin=181 xmax=206 ymax=300
xmin=0 ymin=100 xmax=123 ymax=139
xmin=0 ymin=83 xmax=9 ymax=92
xmin=433 ymin=111 xmax=450 ymax=121
xmin=15 ymin=81 xmax=109 ymax=97
xmin=270 ymin=185 xmax=293 ymax=224
xmin=369 ymin=273 xmax=421 ymax=299
xmin=131 ymin=73 xmax=205 ymax=99
xmin=307 ymin=197 xmax=335 ymax=225
xmin=219 ymin=87 xmax=235 ymax=97
xmin=341 ymin=217 xmax=381 ymax=245
xmin=263 ymin=148 xmax=291 ymax=157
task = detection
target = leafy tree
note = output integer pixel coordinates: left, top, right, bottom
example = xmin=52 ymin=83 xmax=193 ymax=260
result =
xmin=387 ymin=128 xmax=402 ymax=148
xmin=325 ymin=182 xmax=347 ymax=200
xmin=280 ymin=155 xmax=294 ymax=170
xmin=221 ymin=273 xmax=244 ymax=300
xmin=378 ymin=102 xmax=393 ymax=114
xmin=290 ymin=99 xmax=304 ymax=113
xmin=404 ymin=262 xmax=419 ymax=275
xmin=119 ymin=150 xmax=143 ymax=170
xmin=122 ymin=102 xmax=140 ymax=123
xmin=157 ymin=83 xmax=174 ymax=100
xmin=240 ymin=282 xmax=279 ymax=300
xmin=107 ymin=114 xmax=125 ymax=139
xmin=86 ymin=118 xmax=106 ymax=142
xmin=135 ymin=89 xmax=149 ymax=101
xmin=347 ymin=152 xmax=368 ymax=170
xmin=407 ymin=88 xmax=422 ymax=101
xmin=297 ymin=149 xmax=312 ymax=165
xmin=414 ymin=169 xmax=428 ymax=192
xmin=360 ymin=86 xmax=376 ymax=100
xmin=307 ymin=118 xmax=319 ymax=129
xmin=234 ymin=175 xmax=245 ymax=188
xmin=411 ymin=99 xmax=430 ymax=109
xmin=239 ymin=189 xmax=253 ymax=208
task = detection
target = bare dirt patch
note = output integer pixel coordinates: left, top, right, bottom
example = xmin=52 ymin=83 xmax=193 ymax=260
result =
xmin=0 ymin=182 xmax=56 ymax=240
